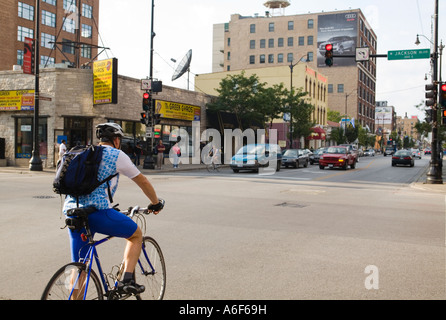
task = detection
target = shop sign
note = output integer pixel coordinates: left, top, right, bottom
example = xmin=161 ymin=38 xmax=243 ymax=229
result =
xmin=0 ymin=90 xmax=35 ymax=111
xmin=154 ymin=100 xmax=201 ymax=121
xmin=93 ymin=58 xmax=118 ymax=104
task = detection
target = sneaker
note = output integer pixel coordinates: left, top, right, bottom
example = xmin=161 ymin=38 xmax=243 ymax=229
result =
xmin=117 ymin=280 xmax=145 ymax=294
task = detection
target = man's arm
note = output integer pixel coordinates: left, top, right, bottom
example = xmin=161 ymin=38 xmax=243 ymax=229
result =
xmin=132 ymin=173 xmax=160 ymax=207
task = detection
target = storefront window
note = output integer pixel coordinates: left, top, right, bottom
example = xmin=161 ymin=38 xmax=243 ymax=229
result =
xmin=15 ymin=117 xmax=47 ymax=159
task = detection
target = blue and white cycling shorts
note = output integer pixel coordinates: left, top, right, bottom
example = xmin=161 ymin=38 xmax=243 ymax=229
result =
xmin=68 ymin=208 xmax=138 ymax=262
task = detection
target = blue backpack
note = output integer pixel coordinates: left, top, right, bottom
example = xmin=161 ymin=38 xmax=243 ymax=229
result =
xmin=53 ymin=145 xmax=117 ymax=206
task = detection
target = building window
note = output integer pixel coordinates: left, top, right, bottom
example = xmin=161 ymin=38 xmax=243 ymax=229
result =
xmin=278 ymin=53 xmax=284 ymax=63
xmin=63 ymin=18 xmax=76 ymax=33
xmin=81 ymin=45 xmax=91 ymax=58
xmin=62 ymin=39 xmax=75 ymax=54
xmin=82 ymin=3 xmax=93 ymax=18
xmin=288 ymin=21 xmax=294 ymax=30
xmin=260 ymin=39 xmax=266 ymax=48
xmin=269 ymin=22 xmax=274 ymax=32
xmin=227 ymin=38 xmax=231 ymax=47
xmin=337 ymin=84 xmax=344 ymax=93
xmin=307 ymin=52 xmax=314 ymax=62
xmin=41 ymin=33 xmax=55 ymax=48
xmin=249 ymin=55 xmax=255 ymax=64
xmin=42 ymin=10 xmax=56 ymax=27
xmin=250 ymin=24 xmax=256 ymax=33
xmin=287 ymin=53 xmax=293 ymax=63
xmin=15 ymin=117 xmax=47 ymax=159
xmin=308 ymin=36 xmax=314 ymax=45
xmin=268 ymin=54 xmax=274 ymax=63
xmin=287 ymin=37 xmax=293 ymax=46
xmin=328 ymin=84 xmax=333 ymax=93
xmin=278 ymin=38 xmax=284 ymax=47
xmin=17 ymin=26 xmax=34 ymax=42
xmin=268 ymin=38 xmax=274 ymax=48
xmin=250 ymin=40 xmax=255 ymax=49
xmin=298 ymin=36 xmax=305 ymax=46
xmin=308 ymin=19 xmax=314 ymax=29
xmin=227 ymin=52 xmax=231 ymax=61
xmin=43 ymin=0 xmax=56 ymax=5
xmin=260 ymin=54 xmax=265 ymax=64
xmin=41 ymin=55 xmax=55 ymax=66
xmin=18 ymin=2 xmax=34 ymax=21
xmin=82 ymin=24 xmax=92 ymax=38
xmin=17 ymin=50 xmax=24 ymax=65
xmin=63 ymin=0 xmax=76 ymax=12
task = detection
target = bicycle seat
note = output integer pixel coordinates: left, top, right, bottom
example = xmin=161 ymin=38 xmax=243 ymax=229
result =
xmin=66 ymin=207 xmax=97 ymax=218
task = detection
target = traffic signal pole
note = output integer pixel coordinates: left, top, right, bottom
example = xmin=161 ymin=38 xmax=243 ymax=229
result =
xmin=426 ymin=0 xmax=442 ymax=184
xmin=143 ymin=0 xmax=156 ymax=169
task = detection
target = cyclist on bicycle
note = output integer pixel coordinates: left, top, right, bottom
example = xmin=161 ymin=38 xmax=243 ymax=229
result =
xmin=63 ymin=122 xmax=164 ymax=295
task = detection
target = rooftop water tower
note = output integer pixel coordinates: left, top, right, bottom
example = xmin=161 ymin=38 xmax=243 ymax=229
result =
xmin=263 ymin=0 xmax=290 ymax=16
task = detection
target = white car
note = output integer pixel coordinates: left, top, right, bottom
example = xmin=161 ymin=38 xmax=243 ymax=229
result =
xmin=364 ymin=149 xmax=375 ymax=156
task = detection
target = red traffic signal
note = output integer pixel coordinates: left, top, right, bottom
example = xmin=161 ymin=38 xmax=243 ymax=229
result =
xmin=143 ymin=92 xmax=150 ymax=99
xmin=440 ymin=83 xmax=446 ymax=108
xmin=324 ymin=44 xmax=333 ymax=67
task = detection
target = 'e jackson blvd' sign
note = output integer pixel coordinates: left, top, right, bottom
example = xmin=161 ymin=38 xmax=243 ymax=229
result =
xmin=387 ymin=49 xmax=430 ymax=60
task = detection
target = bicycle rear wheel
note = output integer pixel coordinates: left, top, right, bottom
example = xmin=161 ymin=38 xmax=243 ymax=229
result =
xmin=135 ymin=236 xmax=166 ymax=300
xmin=41 ymin=262 xmax=104 ymax=300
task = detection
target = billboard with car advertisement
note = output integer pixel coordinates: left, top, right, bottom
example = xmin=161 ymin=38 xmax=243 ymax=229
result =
xmin=317 ymin=13 xmax=358 ymax=67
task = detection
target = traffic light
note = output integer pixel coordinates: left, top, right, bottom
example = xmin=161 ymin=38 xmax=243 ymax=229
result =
xmin=425 ymin=108 xmax=433 ymax=123
xmin=425 ymin=83 xmax=437 ymax=107
xmin=142 ymin=92 xmax=151 ymax=111
xmin=324 ymin=44 xmax=333 ymax=67
xmin=439 ymin=83 xmax=446 ymax=108
xmin=441 ymin=109 xmax=446 ymax=125
xmin=153 ymin=114 xmax=161 ymax=125
xmin=140 ymin=112 xmax=148 ymax=125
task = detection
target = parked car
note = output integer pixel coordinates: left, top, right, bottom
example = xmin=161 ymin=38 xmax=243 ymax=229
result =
xmin=392 ymin=150 xmax=414 ymax=167
xmin=384 ymin=146 xmax=395 ymax=156
xmin=364 ymin=149 xmax=375 ymax=156
xmin=282 ymin=149 xmax=309 ymax=168
xmin=309 ymin=147 xmax=327 ymax=164
xmin=424 ymin=148 xmax=431 ymax=155
xmin=411 ymin=149 xmax=422 ymax=159
xmin=319 ymin=146 xmax=357 ymax=170
xmin=230 ymin=144 xmax=282 ymax=173
xmin=339 ymin=144 xmax=359 ymax=162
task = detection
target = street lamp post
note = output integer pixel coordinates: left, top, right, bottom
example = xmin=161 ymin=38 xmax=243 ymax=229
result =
xmin=29 ymin=0 xmax=42 ymax=171
xmin=288 ymin=55 xmax=308 ymax=148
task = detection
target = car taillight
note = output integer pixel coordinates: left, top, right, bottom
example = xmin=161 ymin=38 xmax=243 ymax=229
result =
xmin=392 ymin=156 xmax=398 ymax=159
xmin=403 ymin=157 xmax=411 ymax=160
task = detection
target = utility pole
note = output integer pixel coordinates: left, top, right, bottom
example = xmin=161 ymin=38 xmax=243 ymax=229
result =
xmin=29 ymin=0 xmax=42 ymax=171
xmin=143 ymin=0 xmax=156 ymax=169
xmin=426 ymin=0 xmax=442 ymax=184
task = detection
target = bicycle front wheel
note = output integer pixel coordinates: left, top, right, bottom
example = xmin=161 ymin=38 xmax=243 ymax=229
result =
xmin=41 ymin=262 xmax=104 ymax=300
xmin=135 ymin=236 xmax=166 ymax=300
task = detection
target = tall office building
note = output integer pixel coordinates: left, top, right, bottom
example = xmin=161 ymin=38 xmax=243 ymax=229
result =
xmin=0 ymin=0 xmax=100 ymax=71
xmin=212 ymin=6 xmax=377 ymax=132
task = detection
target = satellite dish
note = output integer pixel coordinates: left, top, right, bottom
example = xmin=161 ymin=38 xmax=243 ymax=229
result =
xmin=172 ymin=49 xmax=192 ymax=82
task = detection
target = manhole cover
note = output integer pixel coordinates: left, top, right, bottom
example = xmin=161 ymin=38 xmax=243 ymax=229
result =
xmin=33 ymin=195 xmax=56 ymax=199
xmin=274 ymin=202 xmax=307 ymax=208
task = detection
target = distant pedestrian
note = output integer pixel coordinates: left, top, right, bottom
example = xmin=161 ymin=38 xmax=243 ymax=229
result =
xmin=156 ymin=140 xmax=165 ymax=169
xmin=171 ymin=142 xmax=181 ymax=169
xmin=134 ymin=143 xmax=142 ymax=166
xmin=58 ymin=140 xmax=67 ymax=162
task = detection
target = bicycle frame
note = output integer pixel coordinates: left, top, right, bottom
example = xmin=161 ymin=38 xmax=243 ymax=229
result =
xmin=70 ymin=236 xmax=114 ymax=300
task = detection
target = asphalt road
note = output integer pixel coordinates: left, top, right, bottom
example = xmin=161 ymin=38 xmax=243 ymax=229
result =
xmin=0 ymin=154 xmax=444 ymax=300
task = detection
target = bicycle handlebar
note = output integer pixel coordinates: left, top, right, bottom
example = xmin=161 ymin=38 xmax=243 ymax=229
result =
xmin=121 ymin=199 xmax=165 ymax=217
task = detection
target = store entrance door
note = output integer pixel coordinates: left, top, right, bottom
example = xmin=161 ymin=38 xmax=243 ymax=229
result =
xmin=64 ymin=117 xmax=93 ymax=148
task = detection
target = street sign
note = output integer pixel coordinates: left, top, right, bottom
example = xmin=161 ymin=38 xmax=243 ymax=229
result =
xmin=356 ymin=47 xmax=369 ymax=62
xmin=387 ymin=49 xmax=430 ymax=60
xmin=141 ymin=79 xmax=151 ymax=90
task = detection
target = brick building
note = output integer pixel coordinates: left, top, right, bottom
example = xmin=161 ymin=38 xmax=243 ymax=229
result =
xmin=212 ymin=7 xmax=377 ymax=133
xmin=0 ymin=0 xmax=100 ymax=72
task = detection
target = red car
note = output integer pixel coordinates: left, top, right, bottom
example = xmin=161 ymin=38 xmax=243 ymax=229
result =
xmin=319 ymin=146 xmax=357 ymax=170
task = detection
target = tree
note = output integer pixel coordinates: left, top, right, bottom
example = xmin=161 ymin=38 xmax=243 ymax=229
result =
xmin=283 ymin=87 xmax=315 ymax=145
xmin=327 ymin=109 xmax=342 ymax=123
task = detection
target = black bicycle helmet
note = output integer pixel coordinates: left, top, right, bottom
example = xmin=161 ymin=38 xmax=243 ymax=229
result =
xmin=96 ymin=122 xmax=124 ymax=142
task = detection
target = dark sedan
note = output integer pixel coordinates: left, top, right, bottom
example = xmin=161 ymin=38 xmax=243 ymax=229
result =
xmin=309 ymin=147 xmax=327 ymax=164
xmin=282 ymin=149 xmax=309 ymax=168
xmin=391 ymin=150 xmax=414 ymax=167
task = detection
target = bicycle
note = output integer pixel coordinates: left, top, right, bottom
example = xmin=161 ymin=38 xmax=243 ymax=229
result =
xmin=41 ymin=200 xmax=166 ymax=300
xmin=206 ymin=161 xmax=221 ymax=173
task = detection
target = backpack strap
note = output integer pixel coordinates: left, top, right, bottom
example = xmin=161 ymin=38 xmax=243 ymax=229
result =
xmin=100 ymin=173 xmax=118 ymax=203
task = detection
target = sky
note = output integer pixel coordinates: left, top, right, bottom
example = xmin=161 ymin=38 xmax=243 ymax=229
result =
xmin=98 ymin=0 xmax=446 ymax=121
